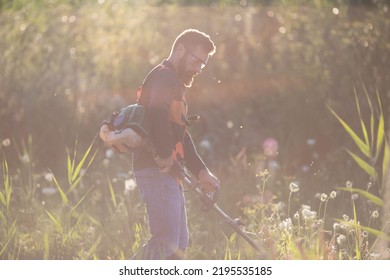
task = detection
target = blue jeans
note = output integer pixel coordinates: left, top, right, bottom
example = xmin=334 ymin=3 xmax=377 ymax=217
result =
xmin=134 ymin=168 xmax=188 ymax=259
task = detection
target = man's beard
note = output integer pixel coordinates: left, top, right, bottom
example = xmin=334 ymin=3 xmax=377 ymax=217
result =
xmin=178 ymin=56 xmax=196 ymax=88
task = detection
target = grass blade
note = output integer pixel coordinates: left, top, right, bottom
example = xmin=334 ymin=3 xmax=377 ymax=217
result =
xmin=49 ymin=170 xmax=68 ymax=205
xmin=352 ymin=201 xmax=361 ymax=260
xmin=346 ymin=149 xmax=377 ymax=179
xmin=354 ymin=87 xmax=369 ymax=148
xmin=328 ymin=106 xmax=370 ymax=158
xmin=71 ymin=139 xmax=95 ymax=183
xmin=68 ymin=185 xmax=95 ymax=216
xmin=107 ymin=177 xmax=117 ymax=209
xmin=67 ymin=148 xmax=74 ymax=185
xmin=45 ymin=210 xmax=63 ymax=233
xmin=337 ymin=187 xmax=383 ymax=207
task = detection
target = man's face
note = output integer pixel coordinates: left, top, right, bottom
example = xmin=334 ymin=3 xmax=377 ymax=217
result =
xmin=177 ymin=46 xmax=209 ymax=88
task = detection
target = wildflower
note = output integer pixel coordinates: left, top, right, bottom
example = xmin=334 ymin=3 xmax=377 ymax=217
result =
xmin=294 ymin=211 xmax=300 ymax=220
xmin=351 ymin=193 xmax=359 ymax=201
xmin=320 ymin=193 xmax=328 ymax=202
xmin=372 ymin=210 xmax=379 ymax=219
xmin=302 ymin=207 xmax=317 ymax=220
xmin=317 ymin=219 xmax=324 ymax=225
xmin=256 ymin=169 xmax=269 ymax=178
xmin=125 ymin=178 xmax=137 ymax=193
xmin=342 ymin=214 xmax=349 ymax=221
xmin=2 ymin=138 xmax=11 ymax=147
xmin=362 ymin=231 xmax=369 ymax=238
xmin=289 ymin=182 xmax=299 ymax=193
xmin=333 ymin=223 xmax=340 ymax=231
xmin=279 ymin=218 xmax=292 ymax=230
xmin=337 ymin=234 xmax=346 ymax=245
xmin=329 ymin=191 xmax=337 ymax=199
xmin=346 ymin=180 xmax=353 ymax=188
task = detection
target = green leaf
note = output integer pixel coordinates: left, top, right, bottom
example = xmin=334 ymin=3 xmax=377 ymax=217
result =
xmin=375 ymin=113 xmax=385 ymax=161
xmin=107 ymin=177 xmax=117 ymax=209
xmin=50 ymin=170 xmax=68 ymax=205
xmin=354 ymin=88 xmax=369 ymax=148
xmin=328 ymin=106 xmax=370 ymax=158
xmin=71 ymin=140 xmax=94 ymax=183
xmin=336 ymin=219 xmax=390 ymax=241
xmin=0 ymin=192 xmax=5 ymax=207
xmin=66 ymin=148 xmax=73 ymax=185
xmin=382 ymin=140 xmax=390 ymax=188
xmin=346 ymin=149 xmax=377 ymax=179
xmin=68 ymin=185 xmax=94 ymax=216
xmin=337 ymin=187 xmax=383 ymax=207
xmin=352 ymin=201 xmax=361 ymax=260
xmin=45 ymin=210 xmax=63 ymax=233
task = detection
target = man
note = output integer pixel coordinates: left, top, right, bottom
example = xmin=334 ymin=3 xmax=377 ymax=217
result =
xmin=133 ymin=29 xmax=220 ymax=259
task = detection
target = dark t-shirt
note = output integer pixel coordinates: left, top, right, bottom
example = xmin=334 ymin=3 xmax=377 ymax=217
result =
xmin=133 ymin=60 xmax=207 ymax=177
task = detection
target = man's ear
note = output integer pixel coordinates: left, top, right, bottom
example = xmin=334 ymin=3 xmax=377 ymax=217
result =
xmin=176 ymin=44 xmax=186 ymax=59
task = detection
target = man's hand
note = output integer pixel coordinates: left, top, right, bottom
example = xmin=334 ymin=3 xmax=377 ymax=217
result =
xmin=198 ymin=169 xmax=220 ymax=193
xmin=154 ymin=155 xmax=173 ymax=173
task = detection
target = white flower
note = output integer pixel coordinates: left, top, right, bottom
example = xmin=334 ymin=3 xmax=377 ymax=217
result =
xmin=125 ymin=179 xmax=137 ymax=192
xmin=351 ymin=193 xmax=359 ymax=201
xmin=302 ymin=207 xmax=317 ymax=220
xmin=346 ymin=180 xmax=353 ymax=188
xmin=320 ymin=193 xmax=328 ymax=202
xmin=289 ymin=182 xmax=299 ymax=193
xmin=329 ymin=191 xmax=337 ymax=199
xmin=279 ymin=218 xmax=292 ymax=230
xmin=337 ymin=234 xmax=346 ymax=245
xmin=372 ymin=211 xmax=379 ymax=219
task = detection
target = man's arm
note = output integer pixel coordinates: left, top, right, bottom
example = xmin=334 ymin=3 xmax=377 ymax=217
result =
xmin=183 ymin=131 xmax=220 ymax=192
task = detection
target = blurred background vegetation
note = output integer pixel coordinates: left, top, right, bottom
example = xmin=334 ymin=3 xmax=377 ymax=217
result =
xmin=1 ymin=0 xmax=389 ymax=259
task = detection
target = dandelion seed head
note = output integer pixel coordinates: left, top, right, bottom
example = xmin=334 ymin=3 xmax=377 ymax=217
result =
xmin=302 ymin=208 xmax=317 ymax=220
xmin=279 ymin=218 xmax=292 ymax=230
xmin=372 ymin=210 xmax=379 ymax=219
xmin=351 ymin=193 xmax=359 ymax=201
xmin=337 ymin=234 xmax=346 ymax=245
xmin=125 ymin=178 xmax=137 ymax=192
xmin=289 ymin=182 xmax=299 ymax=193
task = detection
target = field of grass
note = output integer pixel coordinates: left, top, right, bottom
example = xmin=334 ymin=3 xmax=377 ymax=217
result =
xmin=1 ymin=0 xmax=390 ymax=259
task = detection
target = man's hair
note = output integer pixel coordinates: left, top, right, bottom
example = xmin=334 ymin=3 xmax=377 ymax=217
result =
xmin=172 ymin=29 xmax=216 ymax=56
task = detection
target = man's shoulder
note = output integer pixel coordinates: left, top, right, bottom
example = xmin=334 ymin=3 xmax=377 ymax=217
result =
xmin=148 ymin=62 xmax=178 ymax=84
